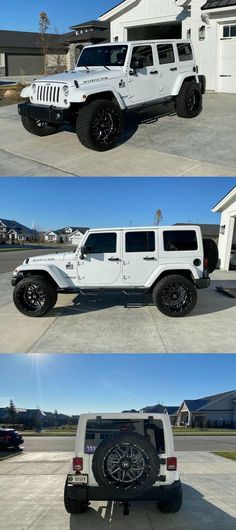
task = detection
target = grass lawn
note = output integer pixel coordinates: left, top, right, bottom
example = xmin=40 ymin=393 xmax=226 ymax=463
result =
xmin=172 ymin=428 xmax=236 ymax=436
xmin=214 ymin=452 xmax=236 ymax=461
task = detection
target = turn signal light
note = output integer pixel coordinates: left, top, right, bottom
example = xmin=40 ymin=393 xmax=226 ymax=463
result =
xmin=167 ymin=457 xmax=177 ymax=471
xmin=204 ymin=258 xmax=208 ymax=270
xmin=73 ymin=457 xmax=83 ymax=472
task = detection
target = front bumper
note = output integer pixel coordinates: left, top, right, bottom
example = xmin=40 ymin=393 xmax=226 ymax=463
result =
xmin=18 ymin=102 xmax=70 ymax=125
xmin=65 ymin=478 xmax=182 ymax=503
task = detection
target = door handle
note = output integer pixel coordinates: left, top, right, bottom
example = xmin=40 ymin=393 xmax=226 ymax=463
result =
xmin=150 ymin=70 xmax=158 ymax=75
xmin=143 ymin=257 xmax=156 ymax=261
xmin=170 ymin=67 xmax=177 ymax=71
xmin=108 ymin=257 xmax=121 ymax=262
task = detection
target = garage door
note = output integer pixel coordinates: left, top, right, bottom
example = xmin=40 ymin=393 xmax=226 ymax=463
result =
xmin=127 ymin=22 xmax=181 ymax=41
xmin=6 ymin=54 xmax=44 ymax=76
xmin=219 ymin=24 xmax=236 ymax=93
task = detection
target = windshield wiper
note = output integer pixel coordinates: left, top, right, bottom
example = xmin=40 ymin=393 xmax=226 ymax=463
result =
xmin=80 ymin=65 xmax=90 ymax=72
xmin=103 ymin=65 xmax=110 ymax=71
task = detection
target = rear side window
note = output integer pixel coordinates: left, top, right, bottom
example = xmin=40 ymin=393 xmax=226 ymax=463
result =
xmin=177 ymin=43 xmax=193 ymax=62
xmin=85 ymin=233 xmax=117 ymax=253
xmin=163 ymin=230 xmax=198 ymax=251
xmin=131 ymin=46 xmax=154 ymax=68
xmin=84 ymin=418 xmax=165 ymax=454
xmin=157 ymin=44 xmax=175 ymax=65
xmin=125 ymin=231 xmax=155 ymax=252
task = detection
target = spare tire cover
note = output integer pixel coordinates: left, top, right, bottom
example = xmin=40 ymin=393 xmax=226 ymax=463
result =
xmin=92 ymin=432 xmax=160 ymax=500
xmin=203 ymin=239 xmax=219 ymax=274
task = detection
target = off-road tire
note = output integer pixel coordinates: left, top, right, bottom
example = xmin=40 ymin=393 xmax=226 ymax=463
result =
xmin=13 ymin=275 xmax=57 ymax=317
xmin=76 ymin=99 xmax=123 ymax=151
xmin=203 ymin=239 xmax=219 ymax=274
xmin=176 ymin=81 xmax=202 ymax=118
xmin=64 ymin=485 xmax=88 ymax=514
xmin=157 ymin=485 xmax=183 ymax=513
xmin=92 ymin=432 xmax=160 ymax=500
xmin=21 ymin=116 xmax=59 ymax=136
xmin=153 ymin=275 xmax=197 ymax=317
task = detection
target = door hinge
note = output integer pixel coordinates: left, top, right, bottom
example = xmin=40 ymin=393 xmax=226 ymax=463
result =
xmin=123 ymin=275 xmax=130 ymax=280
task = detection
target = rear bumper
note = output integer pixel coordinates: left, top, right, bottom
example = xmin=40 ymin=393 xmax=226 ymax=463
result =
xmin=195 ymin=277 xmax=210 ymax=289
xmin=18 ymin=102 xmax=70 ymax=125
xmin=65 ymin=478 xmax=182 ymax=503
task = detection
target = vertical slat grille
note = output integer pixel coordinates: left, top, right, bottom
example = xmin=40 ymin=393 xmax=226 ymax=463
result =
xmin=35 ymin=84 xmax=61 ymax=104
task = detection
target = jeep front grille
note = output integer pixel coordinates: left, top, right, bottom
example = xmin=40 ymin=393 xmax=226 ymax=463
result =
xmin=36 ymin=84 xmax=61 ymax=104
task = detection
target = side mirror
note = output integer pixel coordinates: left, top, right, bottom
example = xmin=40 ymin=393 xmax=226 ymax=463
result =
xmin=79 ymin=245 xmax=90 ymax=259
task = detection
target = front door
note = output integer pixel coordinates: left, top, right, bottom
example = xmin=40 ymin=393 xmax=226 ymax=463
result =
xmin=128 ymin=45 xmax=160 ymax=104
xmin=122 ymin=230 xmax=158 ymax=285
xmin=156 ymin=43 xmax=179 ymax=97
xmin=78 ymin=231 xmax=122 ymax=286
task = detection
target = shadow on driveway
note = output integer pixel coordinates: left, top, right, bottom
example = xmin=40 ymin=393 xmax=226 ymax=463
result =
xmin=0 ymin=447 xmax=23 ymax=461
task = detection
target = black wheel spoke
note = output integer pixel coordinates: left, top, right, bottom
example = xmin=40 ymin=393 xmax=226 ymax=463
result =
xmin=103 ymin=443 xmax=150 ymax=491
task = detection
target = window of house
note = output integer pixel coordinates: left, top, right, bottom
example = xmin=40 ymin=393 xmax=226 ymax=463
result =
xmin=131 ymin=45 xmax=154 ymax=68
xmin=177 ymin=43 xmax=193 ymax=61
xmin=157 ymin=44 xmax=175 ymax=65
xmin=223 ymin=25 xmax=236 ymax=37
xmin=85 ymin=233 xmax=117 ymax=254
xmin=163 ymin=230 xmax=198 ymax=251
xmin=125 ymin=231 xmax=155 ymax=253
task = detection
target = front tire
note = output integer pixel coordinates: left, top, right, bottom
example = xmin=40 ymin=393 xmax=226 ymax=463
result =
xmin=176 ymin=81 xmax=202 ymax=118
xmin=76 ymin=99 xmax=123 ymax=151
xmin=13 ymin=275 xmax=58 ymax=317
xmin=152 ymin=275 xmax=197 ymax=317
xmin=21 ymin=116 xmax=59 ymax=136
xmin=64 ymin=486 xmax=88 ymax=515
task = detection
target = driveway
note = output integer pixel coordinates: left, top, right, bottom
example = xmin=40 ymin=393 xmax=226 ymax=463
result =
xmin=0 ymin=451 xmax=235 ymax=529
xmin=0 ymin=269 xmax=235 ymax=353
xmin=0 ymin=94 xmax=236 ymax=176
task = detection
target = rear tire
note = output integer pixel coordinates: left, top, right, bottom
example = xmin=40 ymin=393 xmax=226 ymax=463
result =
xmin=13 ymin=275 xmax=57 ymax=317
xmin=176 ymin=81 xmax=202 ymax=118
xmin=157 ymin=485 xmax=182 ymax=513
xmin=64 ymin=486 xmax=88 ymax=514
xmin=21 ymin=116 xmax=59 ymax=136
xmin=76 ymin=99 xmax=123 ymax=151
xmin=153 ymin=275 xmax=197 ymax=317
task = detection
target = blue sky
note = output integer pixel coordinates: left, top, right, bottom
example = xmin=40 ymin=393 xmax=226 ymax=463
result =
xmin=0 ymin=354 xmax=235 ymax=415
xmin=1 ymin=177 xmax=235 ymax=232
xmin=2 ymin=1 xmax=117 ymax=33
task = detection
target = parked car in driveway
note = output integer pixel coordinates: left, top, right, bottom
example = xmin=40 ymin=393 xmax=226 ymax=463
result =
xmin=0 ymin=428 xmax=24 ymax=449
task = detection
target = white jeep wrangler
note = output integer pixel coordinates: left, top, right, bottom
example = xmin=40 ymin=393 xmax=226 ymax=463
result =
xmin=64 ymin=413 xmax=182 ymax=517
xmin=11 ymin=226 xmax=218 ymax=318
xmin=18 ymin=40 xmax=205 ymax=151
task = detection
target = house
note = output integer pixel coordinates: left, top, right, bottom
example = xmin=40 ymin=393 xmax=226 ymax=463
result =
xmin=65 ymin=20 xmax=110 ymax=69
xmin=0 ymin=218 xmax=37 ymax=243
xmin=174 ymin=223 xmax=220 ymax=243
xmin=122 ymin=403 xmax=179 ymax=425
xmin=100 ymin=0 xmax=236 ymax=93
xmin=43 ymin=226 xmax=88 ymax=244
xmin=0 ymin=407 xmax=73 ymax=428
xmin=212 ymin=186 xmax=236 ymax=270
xmin=177 ymin=390 xmax=236 ymax=428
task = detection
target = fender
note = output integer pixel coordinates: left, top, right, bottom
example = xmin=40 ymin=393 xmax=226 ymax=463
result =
xmin=171 ymin=74 xmax=199 ymax=96
xmin=145 ymin=264 xmax=199 ymax=289
xmin=14 ymin=264 xmax=73 ymax=289
xmin=69 ymin=85 xmax=126 ymax=110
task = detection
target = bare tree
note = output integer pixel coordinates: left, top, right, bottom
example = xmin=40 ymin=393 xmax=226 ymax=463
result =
xmin=39 ymin=12 xmax=51 ymax=74
xmin=153 ymin=209 xmax=163 ymax=226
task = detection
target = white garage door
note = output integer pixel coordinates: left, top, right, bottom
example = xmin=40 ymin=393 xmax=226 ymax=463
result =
xmin=219 ymin=24 xmax=236 ymax=93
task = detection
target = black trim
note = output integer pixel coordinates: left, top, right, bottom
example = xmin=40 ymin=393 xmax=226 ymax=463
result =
xmin=198 ymin=75 xmax=206 ymax=94
xmin=195 ymin=278 xmax=210 ymax=289
xmin=18 ymin=102 xmax=70 ymax=125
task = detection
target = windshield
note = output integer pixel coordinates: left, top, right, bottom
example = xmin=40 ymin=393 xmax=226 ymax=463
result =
xmin=77 ymin=45 xmax=128 ymax=67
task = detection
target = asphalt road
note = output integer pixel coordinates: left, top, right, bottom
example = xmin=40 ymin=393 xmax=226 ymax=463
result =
xmin=17 ymin=435 xmax=236 ymax=453
xmin=0 ymin=246 xmax=73 ymax=274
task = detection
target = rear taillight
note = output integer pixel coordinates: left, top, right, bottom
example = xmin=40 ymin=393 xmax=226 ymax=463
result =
xmin=167 ymin=457 xmax=177 ymax=471
xmin=204 ymin=257 xmax=208 ymax=270
xmin=73 ymin=457 xmax=83 ymax=472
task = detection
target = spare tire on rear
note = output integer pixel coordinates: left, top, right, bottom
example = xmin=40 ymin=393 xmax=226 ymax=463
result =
xmin=92 ymin=432 xmax=160 ymax=500
xmin=203 ymin=239 xmax=219 ymax=273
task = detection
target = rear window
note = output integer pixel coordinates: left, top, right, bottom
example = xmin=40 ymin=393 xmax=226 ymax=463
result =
xmin=177 ymin=43 xmax=193 ymax=62
xmin=163 ymin=230 xmax=198 ymax=251
xmin=125 ymin=231 xmax=155 ymax=252
xmin=157 ymin=44 xmax=175 ymax=65
xmin=84 ymin=233 xmax=117 ymax=253
xmin=84 ymin=418 xmax=165 ymax=454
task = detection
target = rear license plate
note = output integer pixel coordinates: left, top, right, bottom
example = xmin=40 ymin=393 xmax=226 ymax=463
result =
xmin=68 ymin=474 xmax=88 ymax=485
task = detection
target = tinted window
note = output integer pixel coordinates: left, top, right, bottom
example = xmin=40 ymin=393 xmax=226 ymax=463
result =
xmin=177 ymin=43 xmax=193 ymax=62
xmin=125 ymin=231 xmax=155 ymax=252
xmin=84 ymin=418 xmax=164 ymax=454
xmin=223 ymin=26 xmax=230 ymax=38
xmin=157 ymin=44 xmax=175 ymax=65
xmin=231 ymin=25 xmax=236 ymax=37
xmin=78 ymin=45 xmax=128 ymax=67
xmin=85 ymin=233 xmax=117 ymax=253
xmin=131 ymin=46 xmax=154 ymax=68
xmin=164 ymin=231 xmax=198 ymax=251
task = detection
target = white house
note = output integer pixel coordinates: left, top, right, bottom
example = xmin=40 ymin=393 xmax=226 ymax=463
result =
xmin=177 ymin=390 xmax=236 ymax=427
xmin=68 ymin=229 xmax=88 ymax=246
xmin=43 ymin=226 xmax=89 ymax=244
xmin=100 ymin=0 xmax=236 ymax=93
xmin=212 ymin=186 xmax=236 ymax=270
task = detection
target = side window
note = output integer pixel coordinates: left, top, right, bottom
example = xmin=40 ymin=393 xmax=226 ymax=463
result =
xmin=163 ymin=231 xmax=198 ymax=251
xmin=131 ymin=45 xmax=154 ymax=69
xmin=157 ymin=44 xmax=175 ymax=65
xmin=85 ymin=233 xmax=117 ymax=253
xmin=125 ymin=231 xmax=155 ymax=253
xmin=177 ymin=43 xmax=193 ymax=62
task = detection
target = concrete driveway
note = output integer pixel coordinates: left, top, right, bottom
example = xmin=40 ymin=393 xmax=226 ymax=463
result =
xmin=0 ymin=93 xmax=236 ymax=177
xmin=0 ymin=269 xmax=236 ymax=353
xmin=0 ymin=451 xmax=235 ymax=529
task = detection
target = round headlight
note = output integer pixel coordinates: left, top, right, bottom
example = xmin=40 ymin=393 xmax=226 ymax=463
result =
xmin=63 ymin=85 xmax=69 ymax=97
xmin=32 ymin=83 xmax=37 ymax=94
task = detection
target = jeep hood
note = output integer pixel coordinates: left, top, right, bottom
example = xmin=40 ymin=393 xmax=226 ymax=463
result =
xmin=34 ymin=67 xmax=123 ymax=87
xmin=25 ymin=251 xmax=76 ymax=264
